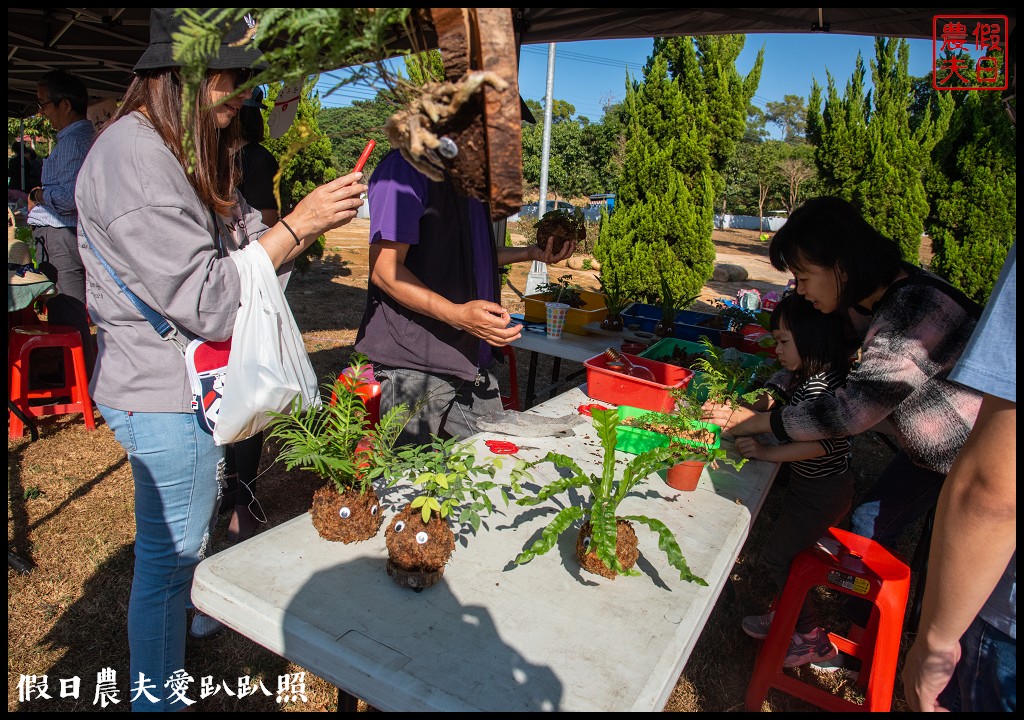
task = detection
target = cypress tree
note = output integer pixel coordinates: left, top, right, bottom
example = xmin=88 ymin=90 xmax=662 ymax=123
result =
xmin=595 ymin=37 xmax=759 ymax=303
xmin=927 ymin=88 xmax=1015 ymax=303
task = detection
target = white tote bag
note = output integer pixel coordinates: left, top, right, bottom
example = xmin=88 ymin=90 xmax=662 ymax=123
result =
xmin=213 ymin=242 xmax=321 ymax=445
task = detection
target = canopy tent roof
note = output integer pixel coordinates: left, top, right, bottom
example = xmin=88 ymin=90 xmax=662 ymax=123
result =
xmin=8 ymin=7 xmax=1016 ymax=117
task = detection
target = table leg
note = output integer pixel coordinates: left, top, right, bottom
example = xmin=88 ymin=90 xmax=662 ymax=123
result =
xmin=548 ymin=358 xmax=562 ymax=400
xmin=525 ymin=351 xmax=539 ymax=409
xmin=336 ymin=688 xmax=360 ymax=712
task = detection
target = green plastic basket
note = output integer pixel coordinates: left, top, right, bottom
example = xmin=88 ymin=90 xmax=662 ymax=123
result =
xmin=615 ymin=405 xmax=721 ymax=455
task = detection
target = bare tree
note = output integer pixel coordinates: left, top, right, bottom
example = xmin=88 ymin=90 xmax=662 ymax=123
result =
xmin=777 ymin=157 xmax=815 ymax=214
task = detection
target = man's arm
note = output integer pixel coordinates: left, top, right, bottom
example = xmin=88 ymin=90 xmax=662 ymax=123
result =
xmin=901 ymin=394 xmax=1016 ymax=711
xmin=496 ymin=235 xmax=576 ymax=266
xmin=369 ymin=240 xmax=522 ymax=347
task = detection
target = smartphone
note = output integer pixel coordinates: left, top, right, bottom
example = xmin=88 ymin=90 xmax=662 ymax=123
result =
xmin=353 ymin=139 xmax=376 ymax=173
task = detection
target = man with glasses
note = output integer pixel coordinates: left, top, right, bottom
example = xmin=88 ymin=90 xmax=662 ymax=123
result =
xmin=28 ymin=70 xmax=96 ymax=377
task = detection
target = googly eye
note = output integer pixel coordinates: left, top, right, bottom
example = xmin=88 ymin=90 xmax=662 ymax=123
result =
xmin=394 ymin=520 xmax=405 ymax=532
xmin=338 ymin=506 xmax=351 ymax=519
xmin=370 ymin=504 xmax=378 ymax=516
xmin=582 ymin=535 xmax=592 ymax=549
xmin=415 ymin=531 xmax=429 ymax=545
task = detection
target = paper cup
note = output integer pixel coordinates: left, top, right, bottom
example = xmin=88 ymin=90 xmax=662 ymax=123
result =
xmin=545 ymin=302 xmax=570 ymax=339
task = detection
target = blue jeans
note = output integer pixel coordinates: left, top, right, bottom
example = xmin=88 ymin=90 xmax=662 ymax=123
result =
xmin=940 ymin=615 xmax=1017 ymax=712
xmin=98 ymin=405 xmax=222 ymax=712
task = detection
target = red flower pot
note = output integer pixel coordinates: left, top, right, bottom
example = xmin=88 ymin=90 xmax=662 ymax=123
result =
xmin=666 ymin=460 xmax=705 ymax=491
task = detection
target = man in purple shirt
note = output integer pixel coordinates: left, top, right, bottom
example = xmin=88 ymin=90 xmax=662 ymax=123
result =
xmin=355 ymin=149 xmax=573 ymax=444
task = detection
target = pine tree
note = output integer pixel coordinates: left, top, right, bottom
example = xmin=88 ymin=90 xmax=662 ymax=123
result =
xmin=927 ymin=88 xmax=1015 ymax=303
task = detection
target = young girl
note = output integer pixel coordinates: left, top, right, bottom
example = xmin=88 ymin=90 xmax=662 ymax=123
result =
xmin=737 ymin=291 xmax=854 ymax=668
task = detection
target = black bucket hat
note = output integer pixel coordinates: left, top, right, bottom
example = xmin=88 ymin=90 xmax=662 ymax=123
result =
xmin=134 ymin=8 xmax=268 ymax=73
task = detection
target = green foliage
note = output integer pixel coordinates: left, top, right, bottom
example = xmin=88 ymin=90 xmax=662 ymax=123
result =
xmin=808 ymin=39 xmax=952 ymax=264
xmin=385 ymin=437 xmax=530 ymax=531
xmin=168 ymin=8 xmax=410 ymax=170
xmin=596 ymin=36 xmax=755 ymax=304
xmin=596 ymin=272 xmax=628 ymax=317
xmin=265 ymin=354 xmax=412 ymax=496
xmin=262 ymin=82 xmax=336 ymax=273
xmin=514 ymin=408 xmax=707 ymax=583
xmin=926 ymin=86 xmax=1015 ymax=304
xmin=764 ymin=94 xmax=808 ymax=142
xmin=534 ymin=274 xmax=585 ymax=308
xmin=318 ymin=97 xmax=393 ymax=176
xmin=693 ymin=338 xmax=775 ymax=415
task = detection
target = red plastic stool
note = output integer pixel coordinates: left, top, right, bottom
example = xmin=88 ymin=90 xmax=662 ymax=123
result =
xmin=745 ymin=527 xmax=910 ymax=712
xmin=8 ymin=324 xmax=96 ymax=438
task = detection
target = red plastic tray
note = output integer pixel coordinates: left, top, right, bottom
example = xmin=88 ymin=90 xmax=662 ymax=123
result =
xmin=583 ymin=352 xmax=694 ymax=413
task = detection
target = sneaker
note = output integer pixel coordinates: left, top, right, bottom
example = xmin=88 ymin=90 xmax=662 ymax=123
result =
xmin=189 ymin=612 xmax=225 ymax=639
xmin=784 ymin=627 xmax=838 ymax=668
xmin=742 ymin=611 xmax=775 ymax=640
xmin=811 ymin=654 xmax=861 ymax=681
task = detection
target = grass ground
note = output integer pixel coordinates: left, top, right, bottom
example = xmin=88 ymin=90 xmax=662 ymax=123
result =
xmin=8 ymin=221 xmax=926 ymax=711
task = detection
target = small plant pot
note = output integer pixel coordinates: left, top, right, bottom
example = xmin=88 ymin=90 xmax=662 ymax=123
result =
xmin=575 ymin=518 xmax=639 ymax=579
xmin=309 ymin=485 xmax=383 ymax=543
xmin=384 ymin=504 xmax=455 ymax=590
xmin=666 ymin=461 xmax=705 ymax=492
xmin=601 ymin=314 xmax=624 ymax=331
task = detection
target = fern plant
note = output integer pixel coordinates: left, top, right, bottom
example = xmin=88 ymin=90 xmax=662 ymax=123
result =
xmin=514 ymin=408 xmax=707 ymax=584
xmin=266 ymin=354 xmax=409 ymax=495
xmin=692 ymin=338 xmax=775 ymax=423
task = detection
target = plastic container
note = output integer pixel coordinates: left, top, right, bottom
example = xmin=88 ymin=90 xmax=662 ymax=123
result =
xmin=615 ymin=405 xmax=722 ymax=455
xmin=523 ymin=289 xmax=608 ymax=336
xmin=620 ymin=302 xmax=723 ymax=346
xmin=639 ymin=338 xmax=765 ymax=403
xmin=583 ymin=352 xmax=693 ymax=413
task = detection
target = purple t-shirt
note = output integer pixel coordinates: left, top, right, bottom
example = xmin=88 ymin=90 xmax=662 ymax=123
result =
xmin=367 ymin=152 xmax=495 ymax=369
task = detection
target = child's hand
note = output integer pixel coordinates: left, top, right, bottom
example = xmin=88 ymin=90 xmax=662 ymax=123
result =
xmin=735 ymin=437 xmax=767 ymax=461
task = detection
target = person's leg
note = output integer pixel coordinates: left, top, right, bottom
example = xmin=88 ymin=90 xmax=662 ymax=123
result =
xmin=850 ymin=451 xmax=946 ymax=548
xmin=759 ymin=471 xmax=855 ymax=633
xmin=442 ymin=367 xmax=505 ymax=440
xmin=951 ymin=615 xmax=1017 ymax=712
xmin=375 ymin=364 xmax=459 ymax=445
xmin=98 ymin=405 xmax=221 ymax=712
xmin=846 ymin=452 xmax=946 ymax=626
xmin=227 ymin=432 xmax=265 ymax=544
xmin=33 ymin=225 xmax=94 ymax=376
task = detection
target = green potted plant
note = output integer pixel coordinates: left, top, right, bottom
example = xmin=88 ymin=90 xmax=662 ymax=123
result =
xmin=513 ymin=407 xmax=707 ymax=584
xmin=654 ymin=271 xmax=700 ymax=338
xmin=692 ymin=338 xmax=777 ymax=427
xmin=265 ymin=355 xmax=411 ymax=544
xmin=621 ymin=389 xmax=748 ymax=491
xmin=596 ymin=272 xmax=629 ymax=331
xmin=534 ymin=274 xmax=586 ymax=309
xmin=382 ymin=436 xmax=531 ymax=589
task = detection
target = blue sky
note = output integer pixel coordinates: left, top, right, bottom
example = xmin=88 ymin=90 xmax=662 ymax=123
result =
xmin=314 ymin=34 xmax=936 ymax=135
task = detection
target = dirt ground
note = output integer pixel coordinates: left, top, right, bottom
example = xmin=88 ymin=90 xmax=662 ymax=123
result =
xmin=8 ymin=220 xmax=926 ymax=712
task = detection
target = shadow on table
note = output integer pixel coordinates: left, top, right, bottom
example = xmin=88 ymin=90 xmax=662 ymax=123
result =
xmin=283 ymin=555 xmax=564 ymax=711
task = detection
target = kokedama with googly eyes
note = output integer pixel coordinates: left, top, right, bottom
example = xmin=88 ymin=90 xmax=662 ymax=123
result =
xmin=514 ymin=408 xmax=709 ymax=583
xmin=382 ymin=436 xmax=529 ymax=590
xmin=266 ymin=354 xmax=412 ymax=544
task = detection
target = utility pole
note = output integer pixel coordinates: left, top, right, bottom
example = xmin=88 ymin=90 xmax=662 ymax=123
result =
xmin=525 ymin=42 xmax=556 ymax=297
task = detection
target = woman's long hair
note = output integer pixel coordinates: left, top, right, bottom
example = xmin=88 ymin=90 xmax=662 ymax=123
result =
xmin=768 ymin=196 xmax=903 ymax=310
xmin=770 ymin=292 xmax=852 ymax=385
xmin=105 ymin=69 xmax=241 ymax=214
